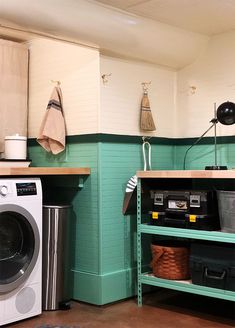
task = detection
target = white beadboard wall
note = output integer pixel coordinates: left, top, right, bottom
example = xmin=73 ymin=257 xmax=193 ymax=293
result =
xmin=27 ymin=38 xmax=100 ymax=138
xmin=100 ymin=56 xmax=176 ymax=137
xmin=27 ymin=34 xmax=235 ymax=139
xmin=177 ymin=30 xmax=235 ymax=138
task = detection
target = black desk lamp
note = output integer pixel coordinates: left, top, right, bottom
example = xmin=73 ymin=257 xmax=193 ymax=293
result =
xmin=183 ymin=101 xmax=235 ymax=170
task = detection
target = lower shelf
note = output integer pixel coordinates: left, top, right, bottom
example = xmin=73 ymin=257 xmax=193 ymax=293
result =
xmin=140 ymin=273 xmax=235 ymax=302
xmin=140 ymin=224 xmax=235 ymax=243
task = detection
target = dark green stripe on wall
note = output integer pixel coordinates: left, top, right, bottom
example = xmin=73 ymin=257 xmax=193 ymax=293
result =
xmin=27 ymin=133 xmax=235 ymax=146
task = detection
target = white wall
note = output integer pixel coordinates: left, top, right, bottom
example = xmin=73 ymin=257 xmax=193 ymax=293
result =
xmin=177 ymin=30 xmax=235 ymax=138
xmin=28 ymin=40 xmax=177 ymax=138
xmin=27 ymin=38 xmax=100 ymax=138
xmin=100 ymin=56 xmax=176 ymax=137
xmin=27 ymin=33 xmax=235 ymax=140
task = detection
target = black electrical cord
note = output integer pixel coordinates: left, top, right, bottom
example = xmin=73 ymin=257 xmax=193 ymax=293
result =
xmin=183 ymin=101 xmax=235 ymax=170
xmin=183 ymin=119 xmax=217 ymax=170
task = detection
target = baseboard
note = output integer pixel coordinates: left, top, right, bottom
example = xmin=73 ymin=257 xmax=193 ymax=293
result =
xmin=71 ymin=267 xmax=141 ymax=305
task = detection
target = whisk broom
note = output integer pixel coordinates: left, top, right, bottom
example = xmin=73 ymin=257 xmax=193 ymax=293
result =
xmin=140 ymin=83 xmax=156 ymax=131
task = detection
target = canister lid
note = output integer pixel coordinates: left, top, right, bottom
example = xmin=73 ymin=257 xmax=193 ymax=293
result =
xmin=5 ymin=134 xmax=27 ymax=141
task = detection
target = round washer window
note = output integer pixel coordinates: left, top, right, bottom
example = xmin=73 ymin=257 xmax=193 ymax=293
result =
xmin=0 ymin=205 xmax=40 ymax=293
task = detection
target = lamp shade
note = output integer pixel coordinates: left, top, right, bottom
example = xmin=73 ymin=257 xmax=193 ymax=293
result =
xmin=217 ymin=101 xmax=235 ymax=125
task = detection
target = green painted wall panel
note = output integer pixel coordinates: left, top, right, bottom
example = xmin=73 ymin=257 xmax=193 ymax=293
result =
xmin=28 ymin=136 xmax=235 ymax=305
xmin=28 ymin=140 xmax=173 ymax=304
xmin=29 ymin=143 xmax=101 ymax=279
xmin=174 ymin=143 xmax=235 ymax=170
xmin=99 ymin=142 xmax=174 ymax=277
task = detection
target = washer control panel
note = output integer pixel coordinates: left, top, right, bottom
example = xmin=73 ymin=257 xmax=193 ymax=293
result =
xmin=16 ymin=182 xmax=37 ymax=196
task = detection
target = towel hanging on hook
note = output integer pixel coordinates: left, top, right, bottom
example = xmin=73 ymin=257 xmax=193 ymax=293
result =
xmin=37 ymin=84 xmax=66 ymax=154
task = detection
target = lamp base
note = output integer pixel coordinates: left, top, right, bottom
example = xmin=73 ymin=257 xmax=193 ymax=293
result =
xmin=205 ymin=165 xmax=227 ymax=170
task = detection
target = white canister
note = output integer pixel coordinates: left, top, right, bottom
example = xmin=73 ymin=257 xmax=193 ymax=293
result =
xmin=4 ymin=134 xmax=27 ymax=160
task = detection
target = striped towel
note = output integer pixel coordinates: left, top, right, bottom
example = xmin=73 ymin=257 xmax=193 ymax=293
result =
xmin=125 ymin=175 xmax=137 ymax=193
xmin=37 ymin=87 xmax=66 ymax=154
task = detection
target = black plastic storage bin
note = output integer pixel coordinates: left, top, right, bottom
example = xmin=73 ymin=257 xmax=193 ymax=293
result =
xmin=190 ymin=241 xmax=235 ymax=291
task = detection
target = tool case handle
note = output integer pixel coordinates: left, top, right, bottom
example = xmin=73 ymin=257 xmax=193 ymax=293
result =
xmin=205 ymin=267 xmax=226 ymax=280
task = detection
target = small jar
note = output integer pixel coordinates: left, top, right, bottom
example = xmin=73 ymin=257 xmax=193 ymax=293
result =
xmin=4 ymin=134 xmax=27 ymax=160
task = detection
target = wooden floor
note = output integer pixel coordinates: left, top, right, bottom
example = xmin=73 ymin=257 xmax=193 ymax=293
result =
xmin=8 ymin=290 xmax=235 ymax=328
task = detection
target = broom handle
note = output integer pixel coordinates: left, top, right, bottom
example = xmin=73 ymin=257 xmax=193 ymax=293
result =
xmin=142 ymin=141 xmax=152 ymax=171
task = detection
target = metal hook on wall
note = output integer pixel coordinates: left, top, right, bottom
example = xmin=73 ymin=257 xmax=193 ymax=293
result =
xmin=189 ymin=85 xmax=197 ymax=94
xmin=101 ymin=73 xmax=112 ymax=84
xmin=141 ymin=81 xmax=151 ymax=94
xmin=142 ymin=136 xmax=152 ymax=142
xmin=51 ymin=79 xmax=61 ymax=87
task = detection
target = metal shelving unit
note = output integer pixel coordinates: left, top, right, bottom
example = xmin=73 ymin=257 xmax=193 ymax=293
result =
xmin=136 ymin=170 xmax=235 ymax=306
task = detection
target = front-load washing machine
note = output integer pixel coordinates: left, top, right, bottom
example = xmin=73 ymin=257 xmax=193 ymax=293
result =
xmin=0 ymin=178 xmax=42 ymax=326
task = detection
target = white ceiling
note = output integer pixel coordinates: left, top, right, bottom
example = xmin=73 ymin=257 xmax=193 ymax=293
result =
xmin=0 ymin=0 xmax=234 ymax=69
xmin=96 ymin=0 xmax=235 ymax=35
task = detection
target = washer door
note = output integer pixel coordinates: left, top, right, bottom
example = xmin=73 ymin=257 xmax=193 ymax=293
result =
xmin=0 ymin=204 xmax=40 ymax=293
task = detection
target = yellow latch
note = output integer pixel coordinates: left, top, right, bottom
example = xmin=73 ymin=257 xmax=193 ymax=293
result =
xmin=152 ymin=212 xmax=159 ymax=219
xmin=189 ymin=215 xmax=197 ymax=222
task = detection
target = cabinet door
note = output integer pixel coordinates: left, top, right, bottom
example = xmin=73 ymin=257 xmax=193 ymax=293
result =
xmin=0 ymin=39 xmax=28 ymax=154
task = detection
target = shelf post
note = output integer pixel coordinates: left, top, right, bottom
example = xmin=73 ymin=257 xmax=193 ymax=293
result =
xmin=137 ymin=177 xmax=142 ymax=306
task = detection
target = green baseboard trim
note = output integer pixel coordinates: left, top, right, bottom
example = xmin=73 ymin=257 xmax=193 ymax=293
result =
xmin=72 ymin=270 xmax=102 ymax=305
xmin=100 ymin=269 xmax=137 ymax=305
xmin=72 ymin=268 xmax=138 ymax=305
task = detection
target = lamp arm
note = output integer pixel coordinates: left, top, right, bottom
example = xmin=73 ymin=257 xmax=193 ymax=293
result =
xmin=183 ymin=121 xmax=217 ymax=170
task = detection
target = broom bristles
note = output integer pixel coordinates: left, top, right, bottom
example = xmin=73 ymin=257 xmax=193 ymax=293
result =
xmin=140 ymin=94 xmax=156 ymax=131
xmin=140 ymin=110 xmax=156 ymax=131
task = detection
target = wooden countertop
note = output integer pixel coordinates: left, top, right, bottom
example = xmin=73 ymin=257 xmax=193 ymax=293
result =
xmin=136 ymin=170 xmax=235 ymax=179
xmin=0 ymin=167 xmax=90 ymax=176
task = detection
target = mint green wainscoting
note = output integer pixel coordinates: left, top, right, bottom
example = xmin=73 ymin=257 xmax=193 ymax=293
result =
xmin=174 ymin=136 xmax=235 ymax=170
xmin=28 ymin=141 xmax=101 ymax=303
xmin=28 ymin=134 xmax=234 ymax=305
xmin=97 ymin=142 xmax=173 ymax=304
xmin=28 ymin=136 xmax=173 ymax=305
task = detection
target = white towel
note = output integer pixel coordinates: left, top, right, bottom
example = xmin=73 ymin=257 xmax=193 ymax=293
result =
xmin=37 ymin=87 xmax=66 ymax=154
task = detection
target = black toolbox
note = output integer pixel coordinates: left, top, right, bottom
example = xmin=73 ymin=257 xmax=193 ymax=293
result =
xmin=150 ymin=190 xmax=220 ymax=231
xmin=190 ymin=241 xmax=235 ymax=291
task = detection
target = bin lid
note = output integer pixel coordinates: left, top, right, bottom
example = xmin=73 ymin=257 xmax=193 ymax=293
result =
xmin=43 ymin=204 xmax=71 ymax=209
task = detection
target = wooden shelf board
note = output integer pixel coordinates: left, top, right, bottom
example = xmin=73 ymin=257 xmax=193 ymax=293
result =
xmin=136 ymin=170 xmax=235 ymax=179
xmin=0 ymin=167 xmax=90 ymax=176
